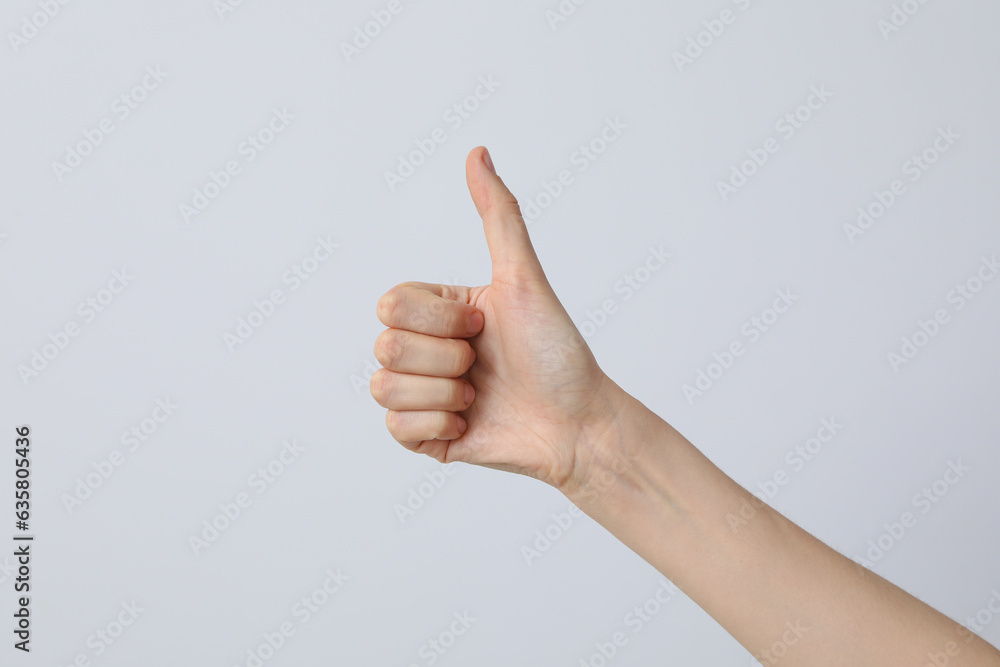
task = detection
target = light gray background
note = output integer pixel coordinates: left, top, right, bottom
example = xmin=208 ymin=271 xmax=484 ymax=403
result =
xmin=2 ymin=0 xmax=999 ymax=665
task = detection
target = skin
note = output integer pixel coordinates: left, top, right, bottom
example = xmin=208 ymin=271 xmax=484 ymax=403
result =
xmin=371 ymin=146 xmax=1000 ymax=666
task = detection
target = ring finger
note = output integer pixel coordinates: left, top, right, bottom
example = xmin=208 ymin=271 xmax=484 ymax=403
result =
xmin=370 ymin=369 xmax=474 ymax=412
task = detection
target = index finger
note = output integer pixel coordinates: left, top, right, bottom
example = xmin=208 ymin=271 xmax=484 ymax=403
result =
xmin=376 ymin=282 xmax=484 ymax=338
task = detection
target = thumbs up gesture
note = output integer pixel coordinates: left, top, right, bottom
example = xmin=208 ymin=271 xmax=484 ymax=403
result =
xmin=371 ymin=147 xmax=626 ymax=490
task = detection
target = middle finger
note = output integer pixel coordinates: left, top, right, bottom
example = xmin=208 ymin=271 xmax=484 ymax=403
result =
xmin=374 ymin=328 xmax=476 ymax=378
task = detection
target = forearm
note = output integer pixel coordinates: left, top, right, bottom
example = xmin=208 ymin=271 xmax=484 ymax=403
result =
xmin=567 ymin=378 xmax=1000 ymax=666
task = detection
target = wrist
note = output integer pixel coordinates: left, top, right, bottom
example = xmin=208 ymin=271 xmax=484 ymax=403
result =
xmin=558 ymin=376 xmax=665 ymax=511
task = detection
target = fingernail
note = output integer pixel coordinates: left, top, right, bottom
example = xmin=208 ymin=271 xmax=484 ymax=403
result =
xmin=468 ymin=310 xmax=484 ymax=335
xmin=482 ymin=148 xmax=496 ymax=175
xmin=456 ymin=415 xmax=468 ymax=434
xmin=464 ymin=383 xmax=474 ymax=406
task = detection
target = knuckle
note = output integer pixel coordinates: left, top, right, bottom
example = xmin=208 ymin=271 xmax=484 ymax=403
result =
xmin=384 ymin=409 xmax=403 ymax=435
xmin=374 ymin=330 xmax=404 ymax=368
xmin=376 ymin=289 xmax=402 ymax=325
xmin=369 ymin=369 xmax=393 ymax=406
xmin=504 ymin=193 xmax=523 ymax=218
xmin=420 ymin=299 xmax=443 ymax=328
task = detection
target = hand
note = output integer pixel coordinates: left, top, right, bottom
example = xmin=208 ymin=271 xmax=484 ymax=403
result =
xmin=371 ymin=147 xmax=624 ymax=490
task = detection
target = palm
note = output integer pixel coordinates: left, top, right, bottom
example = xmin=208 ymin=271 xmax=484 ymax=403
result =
xmin=442 ymin=277 xmax=607 ymax=486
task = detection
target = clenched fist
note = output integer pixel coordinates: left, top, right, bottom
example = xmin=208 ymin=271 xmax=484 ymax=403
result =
xmin=370 ymin=147 xmax=628 ymax=491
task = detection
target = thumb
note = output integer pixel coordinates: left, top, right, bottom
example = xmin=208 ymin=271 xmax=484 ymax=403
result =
xmin=466 ymin=146 xmax=547 ymax=286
